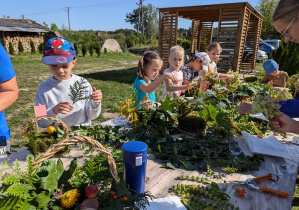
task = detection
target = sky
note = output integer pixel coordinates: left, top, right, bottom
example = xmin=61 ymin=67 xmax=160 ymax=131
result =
xmin=2 ymin=0 xmax=259 ymax=31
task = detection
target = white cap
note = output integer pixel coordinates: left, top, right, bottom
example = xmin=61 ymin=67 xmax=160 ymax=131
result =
xmin=194 ymin=52 xmax=211 ymax=71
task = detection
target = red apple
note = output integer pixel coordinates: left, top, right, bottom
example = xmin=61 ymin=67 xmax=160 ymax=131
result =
xmin=85 ymin=185 xmax=98 ymax=198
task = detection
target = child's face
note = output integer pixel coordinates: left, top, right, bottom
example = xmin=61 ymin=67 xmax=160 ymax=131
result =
xmin=169 ymin=52 xmax=184 ymax=71
xmin=270 ymin=69 xmax=279 ymax=76
xmin=193 ymin=58 xmax=203 ymax=72
xmin=49 ymin=59 xmax=76 ymax=80
xmin=144 ymin=59 xmax=163 ymax=80
xmin=207 ymin=48 xmax=221 ymax=62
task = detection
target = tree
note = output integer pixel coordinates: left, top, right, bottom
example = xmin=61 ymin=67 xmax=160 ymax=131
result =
xmin=30 ymin=40 xmax=36 ymax=54
xmin=125 ymin=3 xmax=158 ymax=39
xmin=255 ymin=0 xmax=280 ymax=39
xmin=89 ymin=45 xmax=94 ymax=57
xmin=50 ymin=23 xmax=58 ymax=31
xmin=18 ymin=40 xmax=24 ymax=54
xmin=9 ymin=42 xmax=14 ymax=55
xmin=82 ymin=44 xmax=87 ymax=57
xmin=43 ymin=22 xmax=49 ymax=30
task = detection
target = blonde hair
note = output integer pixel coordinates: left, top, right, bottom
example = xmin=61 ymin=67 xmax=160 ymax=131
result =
xmin=206 ymin=42 xmax=222 ymax=52
xmin=168 ymin=45 xmax=185 ymax=69
xmin=137 ymin=51 xmax=162 ymax=83
xmin=273 ymin=0 xmax=299 ymax=23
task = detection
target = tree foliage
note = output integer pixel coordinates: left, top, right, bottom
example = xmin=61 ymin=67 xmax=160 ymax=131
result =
xmin=125 ymin=3 xmax=158 ymax=39
xmin=255 ymin=0 xmax=280 ymax=39
xmin=50 ymin=23 xmax=58 ymax=31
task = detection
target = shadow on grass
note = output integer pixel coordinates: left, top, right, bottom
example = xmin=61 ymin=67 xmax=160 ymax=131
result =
xmin=78 ymin=67 xmax=137 ymax=84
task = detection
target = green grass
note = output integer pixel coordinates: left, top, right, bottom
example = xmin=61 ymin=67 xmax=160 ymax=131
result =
xmin=7 ymin=52 xmax=140 ymax=146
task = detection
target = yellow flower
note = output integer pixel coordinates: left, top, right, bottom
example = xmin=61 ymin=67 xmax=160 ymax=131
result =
xmin=61 ymin=189 xmax=80 ymax=208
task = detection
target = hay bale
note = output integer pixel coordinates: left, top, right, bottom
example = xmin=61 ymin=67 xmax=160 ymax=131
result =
xmin=101 ymin=39 xmax=122 ymax=53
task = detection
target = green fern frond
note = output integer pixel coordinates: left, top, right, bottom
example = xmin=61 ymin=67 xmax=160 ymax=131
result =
xmin=5 ymin=183 xmax=34 ymax=199
xmin=2 ymin=174 xmax=23 ymax=185
xmin=68 ymin=78 xmax=89 ymax=104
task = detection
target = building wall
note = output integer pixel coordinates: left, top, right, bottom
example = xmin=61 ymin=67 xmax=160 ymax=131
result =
xmin=2 ymin=32 xmax=44 ymax=54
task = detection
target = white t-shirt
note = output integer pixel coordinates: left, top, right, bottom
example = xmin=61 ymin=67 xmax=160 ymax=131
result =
xmin=162 ymin=67 xmax=183 ymax=100
xmin=198 ymin=61 xmax=217 ymax=77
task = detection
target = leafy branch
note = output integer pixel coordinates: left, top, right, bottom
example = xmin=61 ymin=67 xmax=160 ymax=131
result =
xmin=68 ymin=78 xmax=90 ymax=104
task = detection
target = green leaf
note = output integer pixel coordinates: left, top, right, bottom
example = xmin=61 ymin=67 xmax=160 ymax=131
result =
xmin=35 ymin=191 xmax=51 ymax=209
xmin=157 ymin=144 xmax=161 ymax=153
xmin=39 ymin=160 xmax=64 ymax=194
xmin=165 ymin=162 xmax=176 ymax=170
xmin=59 ymin=158 xmax=78 ymax=186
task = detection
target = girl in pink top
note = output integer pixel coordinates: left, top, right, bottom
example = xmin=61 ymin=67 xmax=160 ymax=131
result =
xmin=162 ymin=45 xmax=190 ymax=99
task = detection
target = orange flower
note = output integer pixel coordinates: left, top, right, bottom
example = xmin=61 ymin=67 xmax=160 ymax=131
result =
xmin=189 ymin=85 xmax=193 ymax=90
xmin=110 ymin=191 xmax=116 ymax=195
xmin=114 ymin=196 xmax=117 ymax=199
xmin=122 ymin=197 xmax=128 ymax=201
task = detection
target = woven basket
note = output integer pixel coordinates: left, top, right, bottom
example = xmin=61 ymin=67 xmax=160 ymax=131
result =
xmin=36 ymin=117 xmax=69 ymax=138
xmin=243 ymin=70 xmax=259 ymax=82
xmin=177 ymin=100 xmax=210 ymax=136
xmin=269 ymin=87 xmax=290 ymax=101
xmin=32 ymin=135 xmax=118 ymax=182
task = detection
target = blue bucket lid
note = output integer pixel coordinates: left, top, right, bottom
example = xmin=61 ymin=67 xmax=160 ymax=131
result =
xmin=122 ymin=141 xmax=148 ymax=153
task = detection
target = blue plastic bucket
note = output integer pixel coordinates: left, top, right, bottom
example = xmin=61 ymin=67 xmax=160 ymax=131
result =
xmin=122 ymin=141 xmax=148 ymax=194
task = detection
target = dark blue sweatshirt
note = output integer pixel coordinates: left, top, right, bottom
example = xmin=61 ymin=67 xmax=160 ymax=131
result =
xmin=278 ymin=98 xmax=299 ymax=118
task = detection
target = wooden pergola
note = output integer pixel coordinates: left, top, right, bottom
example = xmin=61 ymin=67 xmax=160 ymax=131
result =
xmin=158 ymin=2 xmax=263 ymax=72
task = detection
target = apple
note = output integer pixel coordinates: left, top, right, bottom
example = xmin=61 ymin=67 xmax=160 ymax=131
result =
xmin=85 ymin=185 xmax=98 ymax=198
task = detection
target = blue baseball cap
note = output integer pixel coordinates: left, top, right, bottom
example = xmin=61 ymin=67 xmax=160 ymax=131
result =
xmin=42 ymin=37 xmax=76 ymax=65
xmin=263 ymin=59 xmax=278 ymax=74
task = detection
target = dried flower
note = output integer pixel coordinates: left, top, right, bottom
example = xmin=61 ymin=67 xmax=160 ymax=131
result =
xmin=61 ymin=189 xmax=80 ymax=208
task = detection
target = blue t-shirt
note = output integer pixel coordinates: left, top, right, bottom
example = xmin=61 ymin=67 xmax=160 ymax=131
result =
xmin=132 ymin=77 xmax=155 ymax=105
xmin=278 ymin=98 xmax=299 ymax=118
xmin=0 ymin=43 xmax=16 ymax=142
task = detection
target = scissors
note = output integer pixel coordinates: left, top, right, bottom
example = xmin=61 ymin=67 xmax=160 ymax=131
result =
xmin=232 ymin=174 xmax=289 ymax=198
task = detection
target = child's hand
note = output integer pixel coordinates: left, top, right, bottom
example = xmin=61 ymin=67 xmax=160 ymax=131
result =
xmin=268 ymin=80 xmax=274 ymax=85
xmin=52 ymin=101 xmax=73 ymax=114
xmin=228 ymin=74 xmax=235 ymax=80
xmin=238 ymin=101 xmax=254 ymax=114
xmin=164 ymin=73 xmax=178 ymax=84
xmin=90 ymin=87 xmax=102 ymax=104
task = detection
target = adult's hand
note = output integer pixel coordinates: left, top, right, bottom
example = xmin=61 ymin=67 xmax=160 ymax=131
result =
xmin=269 ymin=113 xmax=299 ymax=134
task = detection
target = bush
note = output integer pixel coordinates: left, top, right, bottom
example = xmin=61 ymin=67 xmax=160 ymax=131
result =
xmin=95 ymin=45 xmax=101 ymax=57
xmin=121 ymin=43 xmax=128 ymax=52
xmin=38 ymin=43 xmax=45 ymax=54
xmin=9 ymin=42 xmax=14 ymax=55
xmin=82 ymin=44 xmax=87 ymax=57
xmin=74 ymin=42 xmax=78 ymax=55
xmin=104 ymin=48 xmax=107 ymax=54
xmin=89 ymin=45 xmax=94 ymax=57
xmin=271 ymin=38 xmax=299 ymax=76
xmin=18 ymin=40 xmax=24 ymax=54
xmin=30 ymin=40 xmax=36 ymax=54
xmin=177 ymin=38 xmax=191 ymax=50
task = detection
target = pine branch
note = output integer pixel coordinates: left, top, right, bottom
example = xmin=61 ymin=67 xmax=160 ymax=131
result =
xmin=68 ymin=78 xmax=90 ymax=104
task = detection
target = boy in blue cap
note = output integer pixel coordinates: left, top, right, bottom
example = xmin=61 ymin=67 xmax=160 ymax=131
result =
xmin=260 ymin=59 xmax=289 ymax=87
xmin=35 ymin=37 xmax=102 ymax=129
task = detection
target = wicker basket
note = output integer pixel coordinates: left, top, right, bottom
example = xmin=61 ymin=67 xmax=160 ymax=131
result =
xmin=269 ymin=87 xmax=290 ymax=101
xmin=177 ymin=100 xmax=210 ymax=135
xmin=243 ymin=70 xmax=259 ymax=82
xmin=32 ymin=135 xmax=118 ymax=182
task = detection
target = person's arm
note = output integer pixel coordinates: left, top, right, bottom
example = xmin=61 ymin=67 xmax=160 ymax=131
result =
xmin=218 ymin=73 xmax=234 ymax=80
xmin=165 ymin=77 xmax=189 ymax=91
xmin=86 ymin=86 xmax=102 ymax=120
xmin=238 ymin=101 xmax=255 ymax=114
xmin=0 ymin=77 xmax=18 ymax=113
xmin=269 ymin=113 xmax=299 ymax=134
xmin=140 ymin=73 xmax=178 ymax=93
xmin=278 ymin=99 xmax=299 ymax=118
xmin=259 ymin=75 xmax=269 ymax=84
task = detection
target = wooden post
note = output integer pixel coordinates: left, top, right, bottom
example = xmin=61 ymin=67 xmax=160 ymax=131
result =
xmin=175 ymin=11 xmax=178 ymax=44
xmin=233 ymin=7 xmax=246 ymax=72
xmin=217 ymin=9 xmax=222 ymax=42
xmin=252 ymin=18 xmax=262 ymax=70
xmin=158 ymin=11 xmax=163 ymax=58
xmin=191 ymin=20 xmax=195 ymax=53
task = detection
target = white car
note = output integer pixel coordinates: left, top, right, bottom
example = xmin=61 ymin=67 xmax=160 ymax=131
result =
xmin=256 ymin=50 xmax=268 ymax=61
